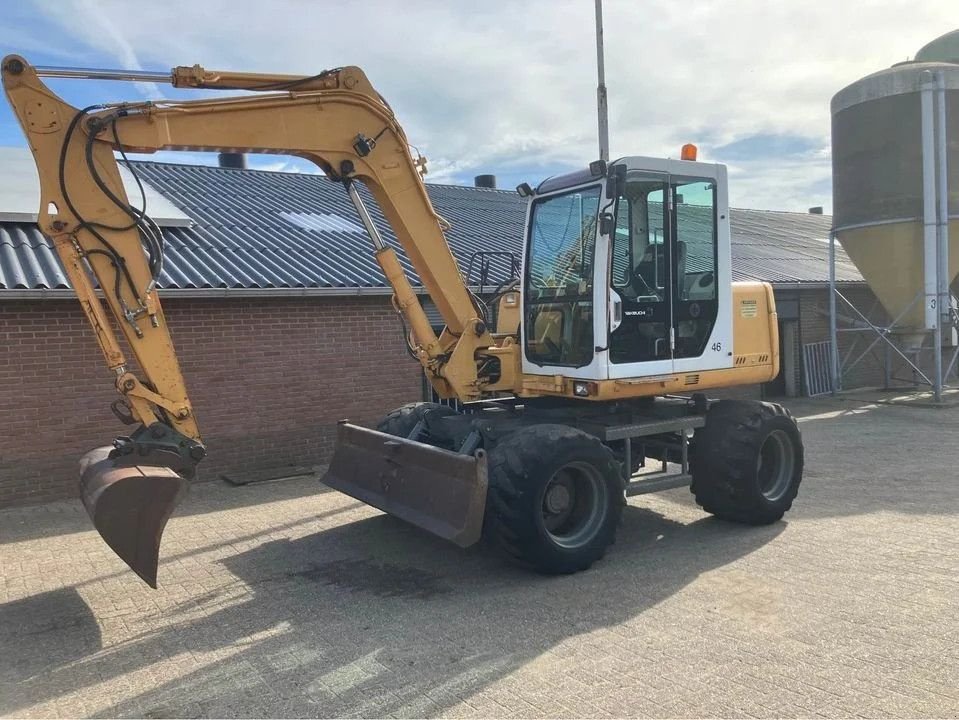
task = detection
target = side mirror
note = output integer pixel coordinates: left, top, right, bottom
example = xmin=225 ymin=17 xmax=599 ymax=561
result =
xmin=605 ymin=164 xmax=627 ymax=199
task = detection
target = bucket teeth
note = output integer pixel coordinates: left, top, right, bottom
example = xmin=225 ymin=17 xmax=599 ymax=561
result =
xmin=79 ymin=446 xmax=188 ymax=588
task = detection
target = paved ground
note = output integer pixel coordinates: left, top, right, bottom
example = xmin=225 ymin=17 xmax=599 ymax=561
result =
xmin=1 ymin=396 xmax=957 ymax=718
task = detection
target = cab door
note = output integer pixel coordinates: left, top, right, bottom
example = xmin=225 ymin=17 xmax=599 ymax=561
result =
xmin=669 ymin=177 xmax=721 ymax=370
xmin=606 ymin=171 xmax=722 ymax=379
xmin=607 ymin=172 xmax=674 ymax=379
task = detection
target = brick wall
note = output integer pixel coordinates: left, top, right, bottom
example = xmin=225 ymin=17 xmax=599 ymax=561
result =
xmin=0 ymin=296 xmax=423 ymax=507
xmin=6 ymin=286 xmax=953 ymax=506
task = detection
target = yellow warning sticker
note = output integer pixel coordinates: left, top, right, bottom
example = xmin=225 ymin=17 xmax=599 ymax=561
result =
xmin=740 ymin=299 xmax=758 ymax=318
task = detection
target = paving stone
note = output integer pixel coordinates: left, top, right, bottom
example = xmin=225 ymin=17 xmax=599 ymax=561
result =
xmin=1 ymin=397 xmax=957 ymax=717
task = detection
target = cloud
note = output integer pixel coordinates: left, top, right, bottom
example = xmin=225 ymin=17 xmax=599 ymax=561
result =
xmin=713 ymin=134 xmax=822 ymax=162
xmin=21 ymin=0 xmax=957 ymax=211
xmin=56 ymin=0 xmax=167 ymax=99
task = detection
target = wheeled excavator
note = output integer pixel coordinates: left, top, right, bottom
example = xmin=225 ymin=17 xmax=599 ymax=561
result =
xmin=3 ymin=56 xmax=804 ymax=588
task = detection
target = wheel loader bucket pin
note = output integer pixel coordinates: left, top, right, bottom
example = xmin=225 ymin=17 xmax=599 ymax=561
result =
xmin=79 ymin=447 xmax=188 ymax=588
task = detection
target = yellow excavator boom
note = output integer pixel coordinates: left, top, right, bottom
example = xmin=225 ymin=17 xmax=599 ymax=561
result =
xmin=1 ymin=55 xmax=499 ymax=585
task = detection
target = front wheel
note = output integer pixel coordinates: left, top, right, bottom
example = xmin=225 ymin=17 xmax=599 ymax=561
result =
xmin=691 ymin=400 xmax=803 ymax=524
xmin=484 ymin=424 xmax=624 ymax=574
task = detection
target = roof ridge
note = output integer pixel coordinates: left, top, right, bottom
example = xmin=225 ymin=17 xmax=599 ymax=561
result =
xmin=130 ymin=159 xmax=317 ymax=179
xmin=129 ymin=159 xmax=517 ymax=193
xmin=730 ymin=206 xmax=832 ymax=218
xmin=129 ymin=161 xmax=825 ymax=207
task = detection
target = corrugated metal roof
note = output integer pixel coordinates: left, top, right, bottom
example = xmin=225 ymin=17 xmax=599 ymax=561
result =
xmin=0 ymin=160 xmax=860 ymax=292
xmin=729 ymin=211 xmax=863 ymax=283
xmin=0 ymin=223 xmax=70 ymax=289
xmin=0 ymin=147 xmax=192 ymax=227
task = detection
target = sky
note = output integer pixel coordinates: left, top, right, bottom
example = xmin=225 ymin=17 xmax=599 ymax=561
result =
xmin=0 ymin=0 xmax=954 ymax=213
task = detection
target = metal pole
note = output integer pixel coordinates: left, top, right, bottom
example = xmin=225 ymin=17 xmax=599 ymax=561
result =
xmin=594 ymin=0 xmax=610 ymax=163
xmin=829 ymin=230 xmax=840 ymax=394
xmin=884 ymin=338 xmax=891 ymax=389
xmin=35 ymin=65 xmax=173 ymax=83
xmin=921 ymin=71 xmax=938 ymax=336
xmin=936 ymin=69 xmax=951 ymax=400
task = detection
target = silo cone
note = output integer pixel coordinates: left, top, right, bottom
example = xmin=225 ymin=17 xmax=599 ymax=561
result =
xmin=832 ymin=59 xmax=959 ymax=351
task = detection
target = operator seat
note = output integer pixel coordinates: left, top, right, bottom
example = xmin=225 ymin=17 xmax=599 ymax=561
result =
xmin=631 ymin=240 xmax=686 ymax=298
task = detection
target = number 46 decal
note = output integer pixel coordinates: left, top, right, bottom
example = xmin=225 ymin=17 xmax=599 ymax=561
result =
xmin=711 ymin=342 xmax=722 ymax=352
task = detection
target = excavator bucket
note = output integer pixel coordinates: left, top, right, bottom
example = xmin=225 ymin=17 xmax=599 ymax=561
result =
xmin=322 ymin=422 xmax=488 ymax=547
xmin=79 ymin=447 xmax=188 ymax=588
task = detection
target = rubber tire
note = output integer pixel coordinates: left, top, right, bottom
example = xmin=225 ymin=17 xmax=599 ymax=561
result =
xmin=691 ymin=400 xmax=803 ymax=525
xmin=376 ymin=402 xmax=458 ymax=447
xmin=484 ymin=424 xmax=624 ymax=574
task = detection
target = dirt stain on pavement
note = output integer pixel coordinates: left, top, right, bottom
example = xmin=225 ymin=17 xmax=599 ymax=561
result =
xmin=291 ymin=558 xmax=451 ymax=599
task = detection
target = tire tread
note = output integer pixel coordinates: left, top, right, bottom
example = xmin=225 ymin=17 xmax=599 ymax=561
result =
xmin=484 ymin=424 xmax=623 ymax=573
xmin=691 ymin=400 xmax=803 ymax=525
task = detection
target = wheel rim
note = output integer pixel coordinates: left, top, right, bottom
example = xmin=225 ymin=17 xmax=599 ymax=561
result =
xmin=757 ymin=429 xmax=795 ymax=501
xmin=541 ymin=461 xmax=608 ymax=549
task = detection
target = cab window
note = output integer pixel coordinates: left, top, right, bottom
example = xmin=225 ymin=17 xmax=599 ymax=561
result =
xmin=524 ymin=185 xmax=601 ymax=367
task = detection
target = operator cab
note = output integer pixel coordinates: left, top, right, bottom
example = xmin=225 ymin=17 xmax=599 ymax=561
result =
xmin=519 ymin=153 xmax=733 ymax=384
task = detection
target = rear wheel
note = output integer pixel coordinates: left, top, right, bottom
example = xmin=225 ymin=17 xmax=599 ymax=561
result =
xmin=376 ymin=402 xmax=458 ymax=447
xmin=691 ymin=400 xmax=803 ymax=524
xmin=484 ymin=424 xmax=623 ymax=574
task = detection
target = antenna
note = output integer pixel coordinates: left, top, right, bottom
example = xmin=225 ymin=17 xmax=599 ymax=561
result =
xmin=594 ymin=0 xmax=610 ymax=162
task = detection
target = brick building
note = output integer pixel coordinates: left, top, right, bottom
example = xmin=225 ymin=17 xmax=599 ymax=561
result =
xmin=0 ymin=157 xmax=908 ymax=506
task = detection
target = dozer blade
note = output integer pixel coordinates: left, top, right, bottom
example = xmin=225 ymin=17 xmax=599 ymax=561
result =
xmin=322 ymin=422 xmax=488 ymax=547
xmin=79 ymin=446 xmax=188 ymax=588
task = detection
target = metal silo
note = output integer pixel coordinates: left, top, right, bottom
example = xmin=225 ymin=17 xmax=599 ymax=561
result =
xmin=831 ymin=55 xmax=959 ymax=353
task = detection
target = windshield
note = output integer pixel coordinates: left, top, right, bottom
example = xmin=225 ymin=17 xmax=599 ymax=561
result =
xmin=524 ymin=185 xmax=601 ymax=367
